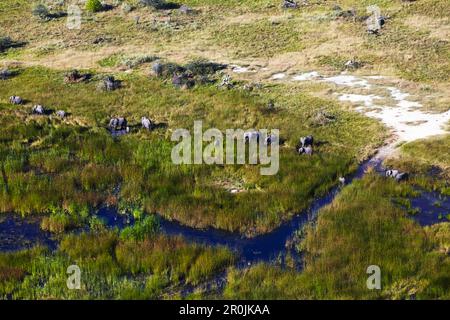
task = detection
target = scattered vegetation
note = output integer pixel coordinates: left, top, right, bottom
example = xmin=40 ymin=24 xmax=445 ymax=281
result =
xmin=120 ymin=215 xmax=161 ymax=241
xmin=385 ymin=135 xmax=450 ymax=194
xmin=224 ymin=173 xmax=450 ymax=299
xmin=0 ymin=37 xmax=14 ymax=52
xmin=85 ymin=0 xmax=104 ymax=13
xmin=0 ymin=67 xmax=385 ymax=236
xmin=0 ymin=231 xmax=235 ymax=299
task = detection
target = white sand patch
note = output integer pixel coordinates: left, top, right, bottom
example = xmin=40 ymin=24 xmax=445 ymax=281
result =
xmin=387 ymin=87 xmax=409 ymax=101
xmin=321 ymin=74 xmax=371 ymax=88
xmin=231 ymin=65 xmax=252 ymax=73
xmin=292 ymin=71 xmax=320 ymax=81
xmin=365 ymin=108 xmax=450 ymax=142
xmin=339 ymin=94 xmax=384 ymax=107
xmin=271 ymin=73 xmax=286 ymax=80
xmin=248 ymin=67 xmax=449 ymax=147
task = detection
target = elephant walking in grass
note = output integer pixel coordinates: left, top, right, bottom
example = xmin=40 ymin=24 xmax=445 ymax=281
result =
xmin=386 ymin=169 xmax=409 ymax=182
xmin=109 ymin=117 xmax=128 ymax=131
xmin=298 ymin=146 xmax=313 ymax=156
xmin=300 ymin=135 xmax=314 ymax=147
xmin=9 ymin=96 xmax=22 ymax=104
xmin=56 ymin=110 xmax=66 ymax=118
xmin=32 ymin=105 xmax=45 ymax=115
xmin=141 ymin=117 xmax=153 ymax=130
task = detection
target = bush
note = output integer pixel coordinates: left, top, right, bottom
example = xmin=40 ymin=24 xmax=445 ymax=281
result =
xmin=121 ymin=55 xmax=158 ymax=69
xmin=184 ymin=59 xmax=226 ymax=76
xmin=85 ymin=0 xmax=103 ymax=13
xmin=32 ymin=4 xmax=50 ymax=21
xmin=0 ymin=37 xmax=13 ymax=52
xmin=0 ymin=68 xmax=11 ymax=80
xmin=140 ymin=0 xmax=178 ymax=10
xmin=120 ymin=215 xmax=161 ymax=241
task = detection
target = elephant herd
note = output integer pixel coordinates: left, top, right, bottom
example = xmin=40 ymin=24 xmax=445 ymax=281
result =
xmin=8 ymin=94 xmax=409 ymax=183
xmin=108 ymin=116 xmax=154 ymax=133
xmin=242 ymin=131 xmax=313 ymax=156
xmin=9 ymin=96 xmax=66 ymax=118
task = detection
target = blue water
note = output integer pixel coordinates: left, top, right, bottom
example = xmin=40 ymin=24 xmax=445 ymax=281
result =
xmin=409 ymin=190 xmax=450 ymax=226
xmin=0 ymin=157 xmax=448 ymax=265
xmin=0 ymin=215 xmax=56 ymax=252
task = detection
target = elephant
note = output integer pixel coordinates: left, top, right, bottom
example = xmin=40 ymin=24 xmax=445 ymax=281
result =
xmin=179 ymin=5 xmax=192 ymax=14
xmin=100 ymin=76 xmax=120 ymax=91
xmin=152 ymin=62 xmax=163 ymax=77
xmin=298 ymin=146 xmax=313 ymax=155
xmin=264 ymin=134 xmax=278 ymax=145
xmin=141 ymin=116 xmax=153 ymax=130
xmin=56 ymin=110 xmax=66 ymax=118
xmin=395 ymin=172 xmax=408 ymax=182
xmin=109 ymin=117 xmax=127 ymax=130
xmin=9 ymin=96 xmax=22 ymax=105
xmin=32 ymin=105 xmax=44 ymax=115
xmin=283 ymin=0 xmax=298 ymax=9
xmin=300 ymin=135 xmax=314 ymax=147
xmin=385 ymin=170 xmax=399 ymax=178
xmin=385 ymin=169 xmax=408 ymax=182
xmin=244 ymin=131 xmax=260 ymax=143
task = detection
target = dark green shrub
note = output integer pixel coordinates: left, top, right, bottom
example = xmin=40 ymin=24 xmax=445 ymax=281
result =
xmin=140 ymin=0 xmax=178 ymax=10
xmin=0 ymin=37 xmax=13 ymax=52
xmin=120 ymin=215 xmax=161 ymax=241
xmin=184 ymin=59 xmax=226 ymax=76
xmin=86 ymin=0 xmax=103 ymax=13
xmin=32 ymin=4 xmax=51 ymax=21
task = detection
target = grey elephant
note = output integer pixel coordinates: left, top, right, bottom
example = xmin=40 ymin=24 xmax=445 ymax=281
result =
xmin=9 ymin=96 xmax=22 ymax=104
xmin=385 ymin=169 xmax=408 ymax=182
xmin=300 ymin=135 xmax=314 ymax=147
xmin=152 ymin=62 xmax=163 ymax=77
xmin=244 ymin=131 xmax=260 ymax=143
xmin=298 ymin=146 xmax=313 ymax=156
xmin=264 ymin=134 xmax=278 ymax=145
xmin=32 ymin=105 xmax=45 ymax=115
xmin=282 ymin=0 xmax=298 ymax=9
xmin=141 ymin=116 xmax=153 ymax=130
xmin=56 ymin=110 xmax=66 ymax=118
xmin=109 ymin=117 xmax=128 ymax=131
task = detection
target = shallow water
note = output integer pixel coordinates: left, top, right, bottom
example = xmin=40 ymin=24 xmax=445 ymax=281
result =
xmin=0 ymin=215 xmax=56 ymax=252
xmin=409 ymin=190 xmax=450 ymax=226
xmin=0 ymin=158 xmax=448 ymax=265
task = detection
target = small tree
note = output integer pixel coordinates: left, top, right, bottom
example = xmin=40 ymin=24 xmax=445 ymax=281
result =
xmin=85 ymin=0 xmax=103 ymax=13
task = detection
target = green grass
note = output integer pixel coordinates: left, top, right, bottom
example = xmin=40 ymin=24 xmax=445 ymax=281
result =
xmin=224 ymin=172 xmax=450 ymax=299
xmin=1 ymin=0 xmax=448 ymax=83
xmin=0 ymin=230 xmax=235 ymax=299
xmin=0 ymin=67 xmax=385 ymax=236
xmin=385 ymin=135 xmax=450 ymax=194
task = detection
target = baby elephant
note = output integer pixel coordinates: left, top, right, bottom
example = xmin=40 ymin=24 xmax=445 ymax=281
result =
xmin=386 ymin=169 xmax=408 ymax=182
xmin=9 ymin=96 xmax=23 ymax=105
xmin=32 ymin=105 xmax=45 ymax=115
xmin=56 ymin=110 xmax=66 ymax=118
xmin=141 ymin=117 xmax=153 ymax=130
xmin=300 ymin=135 xmax=314 ymax=147
xmin=298 ymin=146 xmax=313 ymax=156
